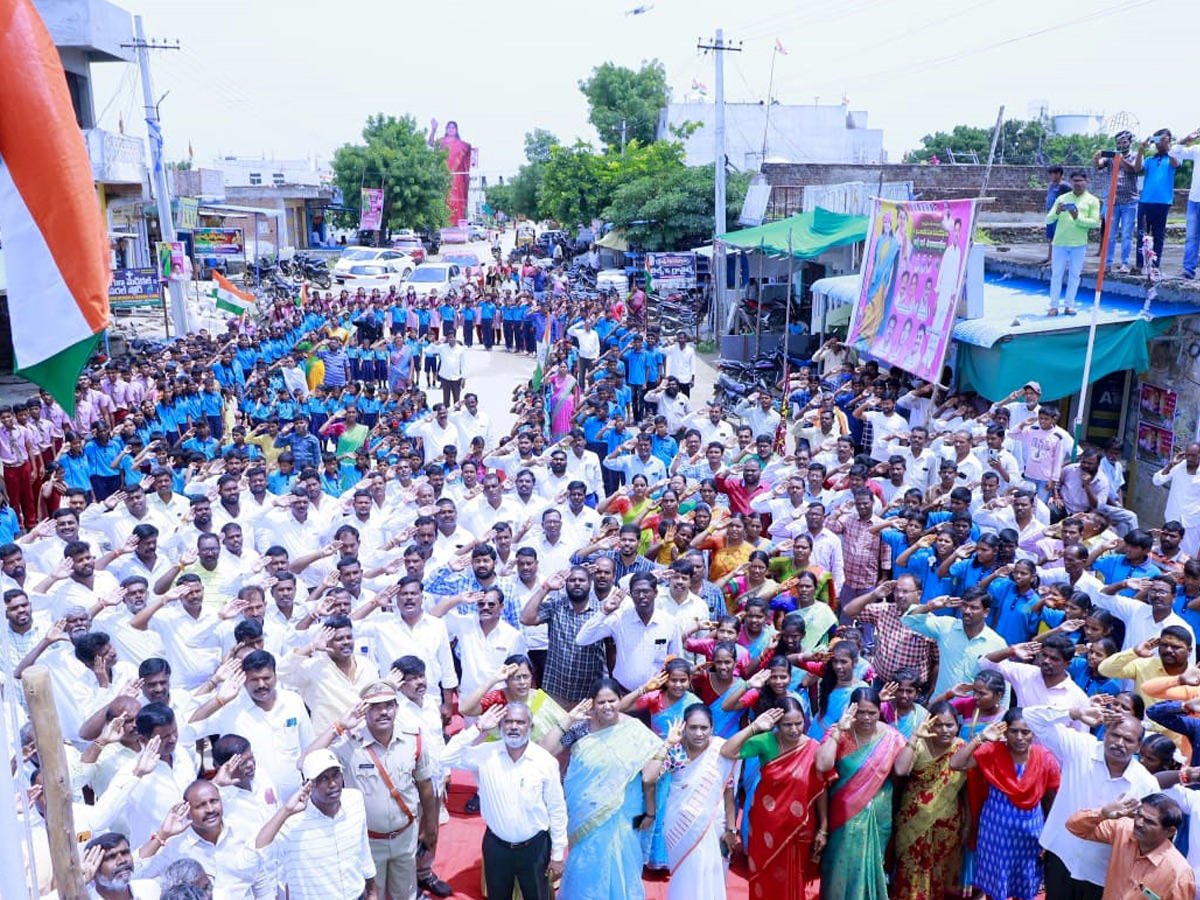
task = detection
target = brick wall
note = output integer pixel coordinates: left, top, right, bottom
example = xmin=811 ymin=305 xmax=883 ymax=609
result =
xmin=763 ymin=162 xmax=1047 ymax=214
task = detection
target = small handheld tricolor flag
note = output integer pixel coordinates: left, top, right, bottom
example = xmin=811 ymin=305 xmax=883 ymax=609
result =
xmin=531 ymin=314 xmax=554 ymax=392
xmin=298 ymin=281 xmax=308 ymax=308
xmin=691 ymin=78 xmax=709 ymax=96
xmin=0 ymin=0 xmax=111 ymax=416
xmin=210 ymin=271 xmax=257 ymax=316
xmin=775 ymin=37 xmax=788 ymax=55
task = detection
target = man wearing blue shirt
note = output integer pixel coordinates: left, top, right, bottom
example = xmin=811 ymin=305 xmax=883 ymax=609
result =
xmin=315 ymin=336 xmax=351 ymax=388
xmin=273 ymin=415 xmax=322 ymax=470
xmin=1134 ymin=129 xmax=1181 ymax=273
xmin=603 ymin=431 xmax=666 ymax=486
xmin=84 ymin=423 xmax=124 ymax=501
xmin=621 ymin=335 xmax=651 ymax=421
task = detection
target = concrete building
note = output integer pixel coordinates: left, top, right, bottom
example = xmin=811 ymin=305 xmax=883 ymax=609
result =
xmin=34 ymin=0 xmax=150 ymax=268
xmin=657 ymin=101 xmax=885 ymax=171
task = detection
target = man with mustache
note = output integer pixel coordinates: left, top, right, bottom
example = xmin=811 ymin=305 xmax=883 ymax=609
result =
xmin=80 ymin=832 xmax=158 ymax=900
xmin=442 ymin=701 xmax=567 ymax=900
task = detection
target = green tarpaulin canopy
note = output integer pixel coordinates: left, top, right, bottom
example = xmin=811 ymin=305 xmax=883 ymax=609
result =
xmin=719 ymin=209 xmax=869 ymax=258
xmin=956 ymin=316 xmax=1174 ymax=402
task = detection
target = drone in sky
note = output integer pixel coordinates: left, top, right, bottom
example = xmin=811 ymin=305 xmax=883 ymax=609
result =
xmin=626 ymin=4 xmax=654 ymax=14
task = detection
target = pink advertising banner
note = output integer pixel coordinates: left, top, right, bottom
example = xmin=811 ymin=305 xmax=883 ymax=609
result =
xmin=847 ymin=198 xmax=976 ymax=383
xmin=360 ymin=188 xmax=385 ymax=231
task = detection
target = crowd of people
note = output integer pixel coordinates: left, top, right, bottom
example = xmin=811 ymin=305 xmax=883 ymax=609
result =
xmin=5 ymin=269 xmax=1200 ymax=900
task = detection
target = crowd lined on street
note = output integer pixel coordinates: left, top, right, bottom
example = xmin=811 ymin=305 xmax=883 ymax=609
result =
xmin=7 ymin=254 xmax=1200 ymax=900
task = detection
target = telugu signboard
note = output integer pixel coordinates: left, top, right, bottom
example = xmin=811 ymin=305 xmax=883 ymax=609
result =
xmin=193 ymin=227 xmax=244 ymax=256
xmin=109 ymin=267 xmax=162 ymax=308
xmin=646 ymin=252 xmax=697 ymax=292
xmin=846 ymin=198 xmax=977 ymax=383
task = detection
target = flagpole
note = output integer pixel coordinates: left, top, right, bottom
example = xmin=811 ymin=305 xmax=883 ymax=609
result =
xmin=754 ymin=238 xmax=765 ymax=359
xmin=1071 ymin=150 xmax=1122 ymax=461
xmin=761 ymin=46 xmax=778 ymax=165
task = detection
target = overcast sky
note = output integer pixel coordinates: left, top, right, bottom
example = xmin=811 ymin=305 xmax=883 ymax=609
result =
xmin=90 ymin=0 xmax=1194 ymax=180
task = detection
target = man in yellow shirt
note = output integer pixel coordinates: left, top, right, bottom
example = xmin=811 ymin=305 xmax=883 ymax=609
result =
xmin=1045 ymin=170 xmax=1101 ymax=317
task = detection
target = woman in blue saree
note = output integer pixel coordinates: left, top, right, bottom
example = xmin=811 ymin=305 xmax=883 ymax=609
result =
xmin=809 ymin=641 xmax=868 ymax=740
xmin=549 ymin=677 xmax=666 ymax=900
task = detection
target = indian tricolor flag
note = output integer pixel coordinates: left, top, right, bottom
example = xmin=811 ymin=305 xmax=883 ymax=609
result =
xmin=0 ymin=0 xmax=111 ymax=416
xmin=210 ymin=271 xmax=257 ymax=316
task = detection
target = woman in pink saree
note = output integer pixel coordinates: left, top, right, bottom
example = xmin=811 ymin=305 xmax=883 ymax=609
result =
xmin=547 ymin=364 xmax=578 ymax=440
xmin=429 ymin=119 xmax=472 ymax=224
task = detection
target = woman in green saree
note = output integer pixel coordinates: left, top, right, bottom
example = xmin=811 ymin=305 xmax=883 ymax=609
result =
xmin=815 ymin=686 xmax=914 ymax=900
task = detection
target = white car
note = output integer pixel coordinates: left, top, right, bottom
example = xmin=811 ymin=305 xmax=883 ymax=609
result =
xmin=333 ymin=247 xmax=414 ymax=283
xmin=402 ymin=262 xmax=465 ymax=298
xmin=336 ymin=258 xmax=415 ymax=291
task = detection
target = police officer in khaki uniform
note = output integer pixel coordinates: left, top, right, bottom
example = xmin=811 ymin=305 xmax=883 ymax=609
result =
xmin=304 ymin=680 xmax=441 ymax=900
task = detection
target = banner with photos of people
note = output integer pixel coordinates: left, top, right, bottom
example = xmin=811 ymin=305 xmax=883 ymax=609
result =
xmin=847 ymin=198 xmax=977 ymax=383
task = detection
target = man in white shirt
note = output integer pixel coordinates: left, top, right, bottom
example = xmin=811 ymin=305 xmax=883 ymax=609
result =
xmin=92 ymin=703 xmax=200 ymax=847
xmin=432 ymin=586 xmax=524 ymax=699
xmin=441 ymin=702 xmax=567 ymax=898
xmin=564 ymin=431 xmax=603 ymax=497
xmin=426 ymin=334 xmax=467 ymax=406
xmin=461 ymin=473 xmax=520 ymax=537
xmin=409 ymin=405 xmax=464 ymax=466
xmin=451 ymin=393 xmax=494 ymax=448
xmin=643 ymin=377 xmax=692 ymax=434
xmin=734 ymin=392 xmax=780 ymax=441
xmin=574 ymin=572 xmax=681 ymax=691
xmin=518 ymin=508 xmax=575 ymax=576
xmin=1025 ymin=702 xmax=1158 ymax=896
xmin=188 ymin=649 xmax=315 ymax=799
xmin=685 ymin=403 xmax=737 ymax=448
xmin=135 ymin=780 xmax=272 ymax=900
xmin=559 ymin=481 xmax=602 ymax=547
xmin=566 ymin=318 xmax=601 ymax=379
xmin=663 ymin=333 xmax=697 ymax=394
xmin=853 ymin=392 xmax=908 ymax=462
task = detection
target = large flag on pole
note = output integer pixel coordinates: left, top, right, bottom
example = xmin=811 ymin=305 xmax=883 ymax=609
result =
xmin=531 ymin=314 xmax=553 ymax=392
xmin=210 ymin=271 xmax=257 ymax=316
xmin=0 ymin=0 xmax=111 ymax=416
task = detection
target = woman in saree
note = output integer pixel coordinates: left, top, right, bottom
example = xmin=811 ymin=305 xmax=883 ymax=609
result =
xmin=809 ymin=641 xmax=868 ymax=739
xmin=547 ymin=363 xmax=579 ymax=440
xmin=658 ymin=703 xmax=742 ymax=900
xmin=815 ymin=687 xmax=914 ymax=900
xmin=386 ymin=333 xmax=414 ymax=393
xmin=721 ymin=656 xmax=810 ymax=847
xmin=736 ymin=596 xmax=777 ymax=665
xmin=691 ymin=511 xmax=754 ymax=586
xmin=720 ymin=551 xmax=783 ymax=612
xmin=950 ymin=709 xmax=1060 ymax=900
xmin=459 ymin=654 xmax=567 ymax=739
xmin=767 ymin=535 xmax=837 ymax=615
xmin=690 ymin=639 xmax=748 ymax=738
xmin=728 ymin=698 xmax=830 ymax=900
xmin=598 ymin=473 xmax=655 ymax=526
xmin=893 ymin=701 xmax=967 ymax=900
xmin=548 ymin=677 xmax=667 ymax=900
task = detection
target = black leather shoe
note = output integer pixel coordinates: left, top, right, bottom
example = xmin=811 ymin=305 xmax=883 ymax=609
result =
xmin=418 ymin=874 xmax=453 ymax=897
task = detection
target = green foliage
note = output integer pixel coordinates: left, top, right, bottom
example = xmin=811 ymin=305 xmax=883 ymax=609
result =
xmin=523 ymin=129 xmax=559 ymax=165
xmin=905 ymin=119 xmax=1109 ymax=167
xmin=540 ymin=141 xmax=609 ymax=226
xmin=331 ymin=114 xmax=451 ymax=233
xmin=579 ymin=60 xmax=670 ymax=152
xmin=604 ymin=165 xmax=751 ymax=251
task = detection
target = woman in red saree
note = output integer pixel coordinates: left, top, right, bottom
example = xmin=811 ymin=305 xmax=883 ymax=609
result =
xmin=724 ymin=697 xmax=830 ymax=900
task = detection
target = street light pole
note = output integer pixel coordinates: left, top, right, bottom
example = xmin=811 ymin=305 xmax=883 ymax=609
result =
xmin=132 ymin=15 xmax=189 ymax=336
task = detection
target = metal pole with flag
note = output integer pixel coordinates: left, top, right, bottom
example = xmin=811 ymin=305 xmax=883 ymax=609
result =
xmin=0 ymin=0 xmax=111 ymax=416
xmin=774 ymin=228 xmax=794 ymax=455
xmin=1071 ymin=151 xmax=1122 ymax=461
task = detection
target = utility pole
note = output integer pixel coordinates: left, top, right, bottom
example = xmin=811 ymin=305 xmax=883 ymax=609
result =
xmin=698 ymin=30 xmax=740 ymax=338
xmin=620 ymin=117 xmax=627 ymax=157
xmin=126 ymin=18 xmax=188 ymax=336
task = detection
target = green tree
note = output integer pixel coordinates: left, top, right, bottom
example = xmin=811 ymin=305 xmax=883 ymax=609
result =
xmin=540 ymin=141 xmax=609 ymax=225
xmin=579 ymin=60 xmax=670 ymax=152
xmin=524 ymin=129 xmax=559 ymax=165
xmin=906 ymin=118 xmax=1108 ymax=166
xmin=603 ymin=164 xmax=749 ymax=251
xmin=331 ymin=114 xmax=451 ymax=234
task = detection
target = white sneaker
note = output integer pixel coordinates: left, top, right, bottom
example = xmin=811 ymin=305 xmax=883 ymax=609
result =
xmin=1118 ymin=264 xmax=1130 ymax=274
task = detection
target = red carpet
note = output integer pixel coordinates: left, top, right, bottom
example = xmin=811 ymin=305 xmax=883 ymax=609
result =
xmin=435 ymin=774 xmax=750 ymax=900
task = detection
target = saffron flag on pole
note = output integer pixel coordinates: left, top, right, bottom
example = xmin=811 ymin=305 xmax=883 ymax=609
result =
xmin=0 ymin=0 xmax=111 ymax=416
xmin=210 ymin=271 xmax=257 ymax=316
xmin=297 ymin=280 xmax=308 ymax=308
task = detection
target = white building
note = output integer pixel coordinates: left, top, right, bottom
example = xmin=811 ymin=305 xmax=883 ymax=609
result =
xmin=657 ymin=101 xmax=885 ymax=171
